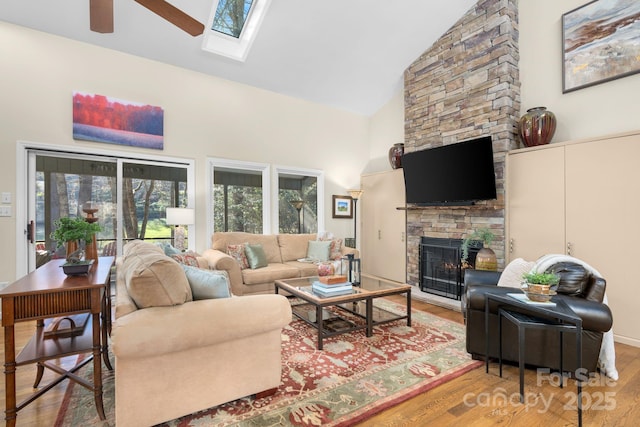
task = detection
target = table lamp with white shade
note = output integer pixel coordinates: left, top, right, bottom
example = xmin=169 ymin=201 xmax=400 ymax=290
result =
xmin=165 ymin=207 xmax=195 ymax=250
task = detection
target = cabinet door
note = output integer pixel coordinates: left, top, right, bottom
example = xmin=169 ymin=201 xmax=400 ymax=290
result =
xmin=361 ymin=170 xmax=406 ymax=282
xmin=566 ymin=134 xmax=640 ymax=346
xmin=506 ymin=146 xmax=566 ymax=262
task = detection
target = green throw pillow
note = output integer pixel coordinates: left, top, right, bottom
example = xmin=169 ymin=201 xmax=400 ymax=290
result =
xmin=182 ymin=265 xmax=231 ymax=299
xmin=245 ymin=244 xmax=268 ymax=269
xmin=307 ymin=240 xmax=331 ymax=262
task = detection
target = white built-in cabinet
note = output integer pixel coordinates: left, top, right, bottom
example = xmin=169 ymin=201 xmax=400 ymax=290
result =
xmin=360 ymin=169 xmax=406 ymax=283
xmin=506 ymin=130 xmax=640 ymax=347
xmin=506 ymin=144 xmax=566 ymax=260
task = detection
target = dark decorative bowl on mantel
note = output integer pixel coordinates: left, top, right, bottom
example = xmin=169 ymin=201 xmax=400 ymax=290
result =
xmin=61 ymin=259 xmax=94 ymax=276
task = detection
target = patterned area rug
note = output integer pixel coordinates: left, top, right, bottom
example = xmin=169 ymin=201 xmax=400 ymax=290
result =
xmin=56 ymin=299 xmax=481 ymax=426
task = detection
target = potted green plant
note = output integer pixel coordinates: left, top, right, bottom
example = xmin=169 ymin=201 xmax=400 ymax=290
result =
xmin=521 ymin=271 xmax=560 ymax=302
xmin=522 ymin=271 xmax=560 ymax=293
xmin=461 ymin=228 xmax=497 ymax=271
xmin=50 ymin=217 xmax=102 ymax=264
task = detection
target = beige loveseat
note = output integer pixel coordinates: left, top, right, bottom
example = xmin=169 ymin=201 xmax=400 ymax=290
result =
xmin=111 ymin=240 xmax=292 ymax=427
xmin=202 ymin=232 xmax=358 ymax=296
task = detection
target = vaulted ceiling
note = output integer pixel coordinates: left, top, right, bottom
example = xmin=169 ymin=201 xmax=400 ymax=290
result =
xmin=1 ymin=0 xmax=476 ymax=115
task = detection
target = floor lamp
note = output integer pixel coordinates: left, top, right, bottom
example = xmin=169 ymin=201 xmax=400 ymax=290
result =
xmin=290 ymin=200 xmax=305 ymax=233
xmin=348 ymin=189 xmax=363 ymax=248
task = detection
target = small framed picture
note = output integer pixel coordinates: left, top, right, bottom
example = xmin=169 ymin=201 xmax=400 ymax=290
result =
xmin=332 ymin=195 xmax=353 ymax=218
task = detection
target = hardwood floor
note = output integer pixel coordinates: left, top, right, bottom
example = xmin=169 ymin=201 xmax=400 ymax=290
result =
xmin=1 ymin=296 xmax=638 ymax=426
xmin=0 ymin=321 xmax=80 ymax=426
xmin=361 ymin=296 xmax=640 ymax=427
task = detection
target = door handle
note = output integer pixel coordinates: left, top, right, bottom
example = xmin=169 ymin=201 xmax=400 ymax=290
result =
xmin=27 ymin=220 xmax=35 ymax=244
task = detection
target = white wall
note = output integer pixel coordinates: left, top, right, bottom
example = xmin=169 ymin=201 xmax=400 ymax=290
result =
xmin=519 ymin=0 xmax=640 ymax=142
xmin=364 ymin=88 xmax=405 ymax=174
xmin=6 ymin=2 xmax=633 ymax=283
xmin=364 ymin=1 xmax=640 ymax=174
xmin=0 ymin=22 xmax=370 ymax=282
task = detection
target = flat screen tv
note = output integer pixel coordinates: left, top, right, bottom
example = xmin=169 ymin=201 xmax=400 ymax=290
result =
xmin=402 ymin=136 xmax=497 ymax=206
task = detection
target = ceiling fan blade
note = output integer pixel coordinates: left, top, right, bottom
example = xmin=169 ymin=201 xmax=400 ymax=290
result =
xmin=134 ymin=0 xmax=205 ymax=36
xmin=90 ymin=0 xmax=114 ymax=33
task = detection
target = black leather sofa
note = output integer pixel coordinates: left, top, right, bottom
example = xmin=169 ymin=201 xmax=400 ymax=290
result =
xmin=462 ymin=262 xmax=613 ymax=374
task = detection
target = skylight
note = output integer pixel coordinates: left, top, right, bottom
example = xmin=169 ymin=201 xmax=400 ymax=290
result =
xmin=212 ymin=0 xmax=254 ymax=38
xmin=203 ymin=0 xmax=271 ymax=62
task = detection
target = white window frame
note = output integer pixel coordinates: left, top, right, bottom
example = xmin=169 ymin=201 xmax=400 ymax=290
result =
xmin=206 ymin=159 xmax=325 ymax=238
xmin=273 ymin=165 xmax=325 ymax=234
xmin=207 ymin=157 xmax=271 ymax=238
xmin=202 ymin=0 xmax=272 ymax=61
xmin=16 ymin=141 xmax=195 ymax=277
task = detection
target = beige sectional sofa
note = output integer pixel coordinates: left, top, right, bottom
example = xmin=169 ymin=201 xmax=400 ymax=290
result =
xmin=202 ymin=232 xmax=358 ymax=296
xmin=112 ymin=240 xmax=292 ymax=427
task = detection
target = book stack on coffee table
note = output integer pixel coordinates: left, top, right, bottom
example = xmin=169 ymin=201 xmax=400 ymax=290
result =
xmin=311 ymin=275 xmax=353 ymax=297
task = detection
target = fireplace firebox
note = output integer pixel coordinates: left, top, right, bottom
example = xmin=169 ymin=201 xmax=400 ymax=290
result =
xmin=419 ymin=237 xmax=482 ymax=300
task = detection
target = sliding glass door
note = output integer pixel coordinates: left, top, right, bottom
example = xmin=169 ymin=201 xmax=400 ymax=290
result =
xmin=121 ymin=161 xmax=189 ymax=248
xmin=30 ymin=153 xmax=117 ymax=269
xmin=25 ymin=148 xmax=192 ymax=272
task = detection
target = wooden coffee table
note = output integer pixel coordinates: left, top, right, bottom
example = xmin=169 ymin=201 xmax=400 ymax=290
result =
xmin=275 ymin=274 xmax=411 ymax=349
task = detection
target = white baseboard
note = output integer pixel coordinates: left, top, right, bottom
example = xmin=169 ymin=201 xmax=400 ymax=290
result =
xmin=613 ymin=334 xmax=640 ymax=348
xmin=411 ymin=287 xmax=462 ymax=312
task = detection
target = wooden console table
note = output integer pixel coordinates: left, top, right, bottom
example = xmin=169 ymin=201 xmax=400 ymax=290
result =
xmin=0 ymin=256 xmax=114 ymax=426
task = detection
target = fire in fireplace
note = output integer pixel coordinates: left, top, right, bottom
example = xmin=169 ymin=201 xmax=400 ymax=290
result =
xmin=419 ymin=237 xmax=481 ymax=300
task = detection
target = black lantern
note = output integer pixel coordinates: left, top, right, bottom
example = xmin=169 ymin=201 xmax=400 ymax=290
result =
xmin=341 ymin=253 xmax=361 ymax=286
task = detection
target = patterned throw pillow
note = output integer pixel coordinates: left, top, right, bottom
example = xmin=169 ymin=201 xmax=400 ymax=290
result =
xmin=317 ymin=233 xmax=343 ymax=261
xmin=328 ymin=239 xmax=343 ymax=260
xmin=170 ymin=252 xmax=200 ymax=267
xmin=227 ymin=244 xmax=249 ymax=269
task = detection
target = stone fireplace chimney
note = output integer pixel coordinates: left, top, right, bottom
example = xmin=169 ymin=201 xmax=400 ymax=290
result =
xmin=403 ymin=0 xmax=521 ymax=286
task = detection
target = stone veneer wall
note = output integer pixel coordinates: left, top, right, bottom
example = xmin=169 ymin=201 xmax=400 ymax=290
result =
xmin=404 ymin=0 xmax=520 ymax=286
